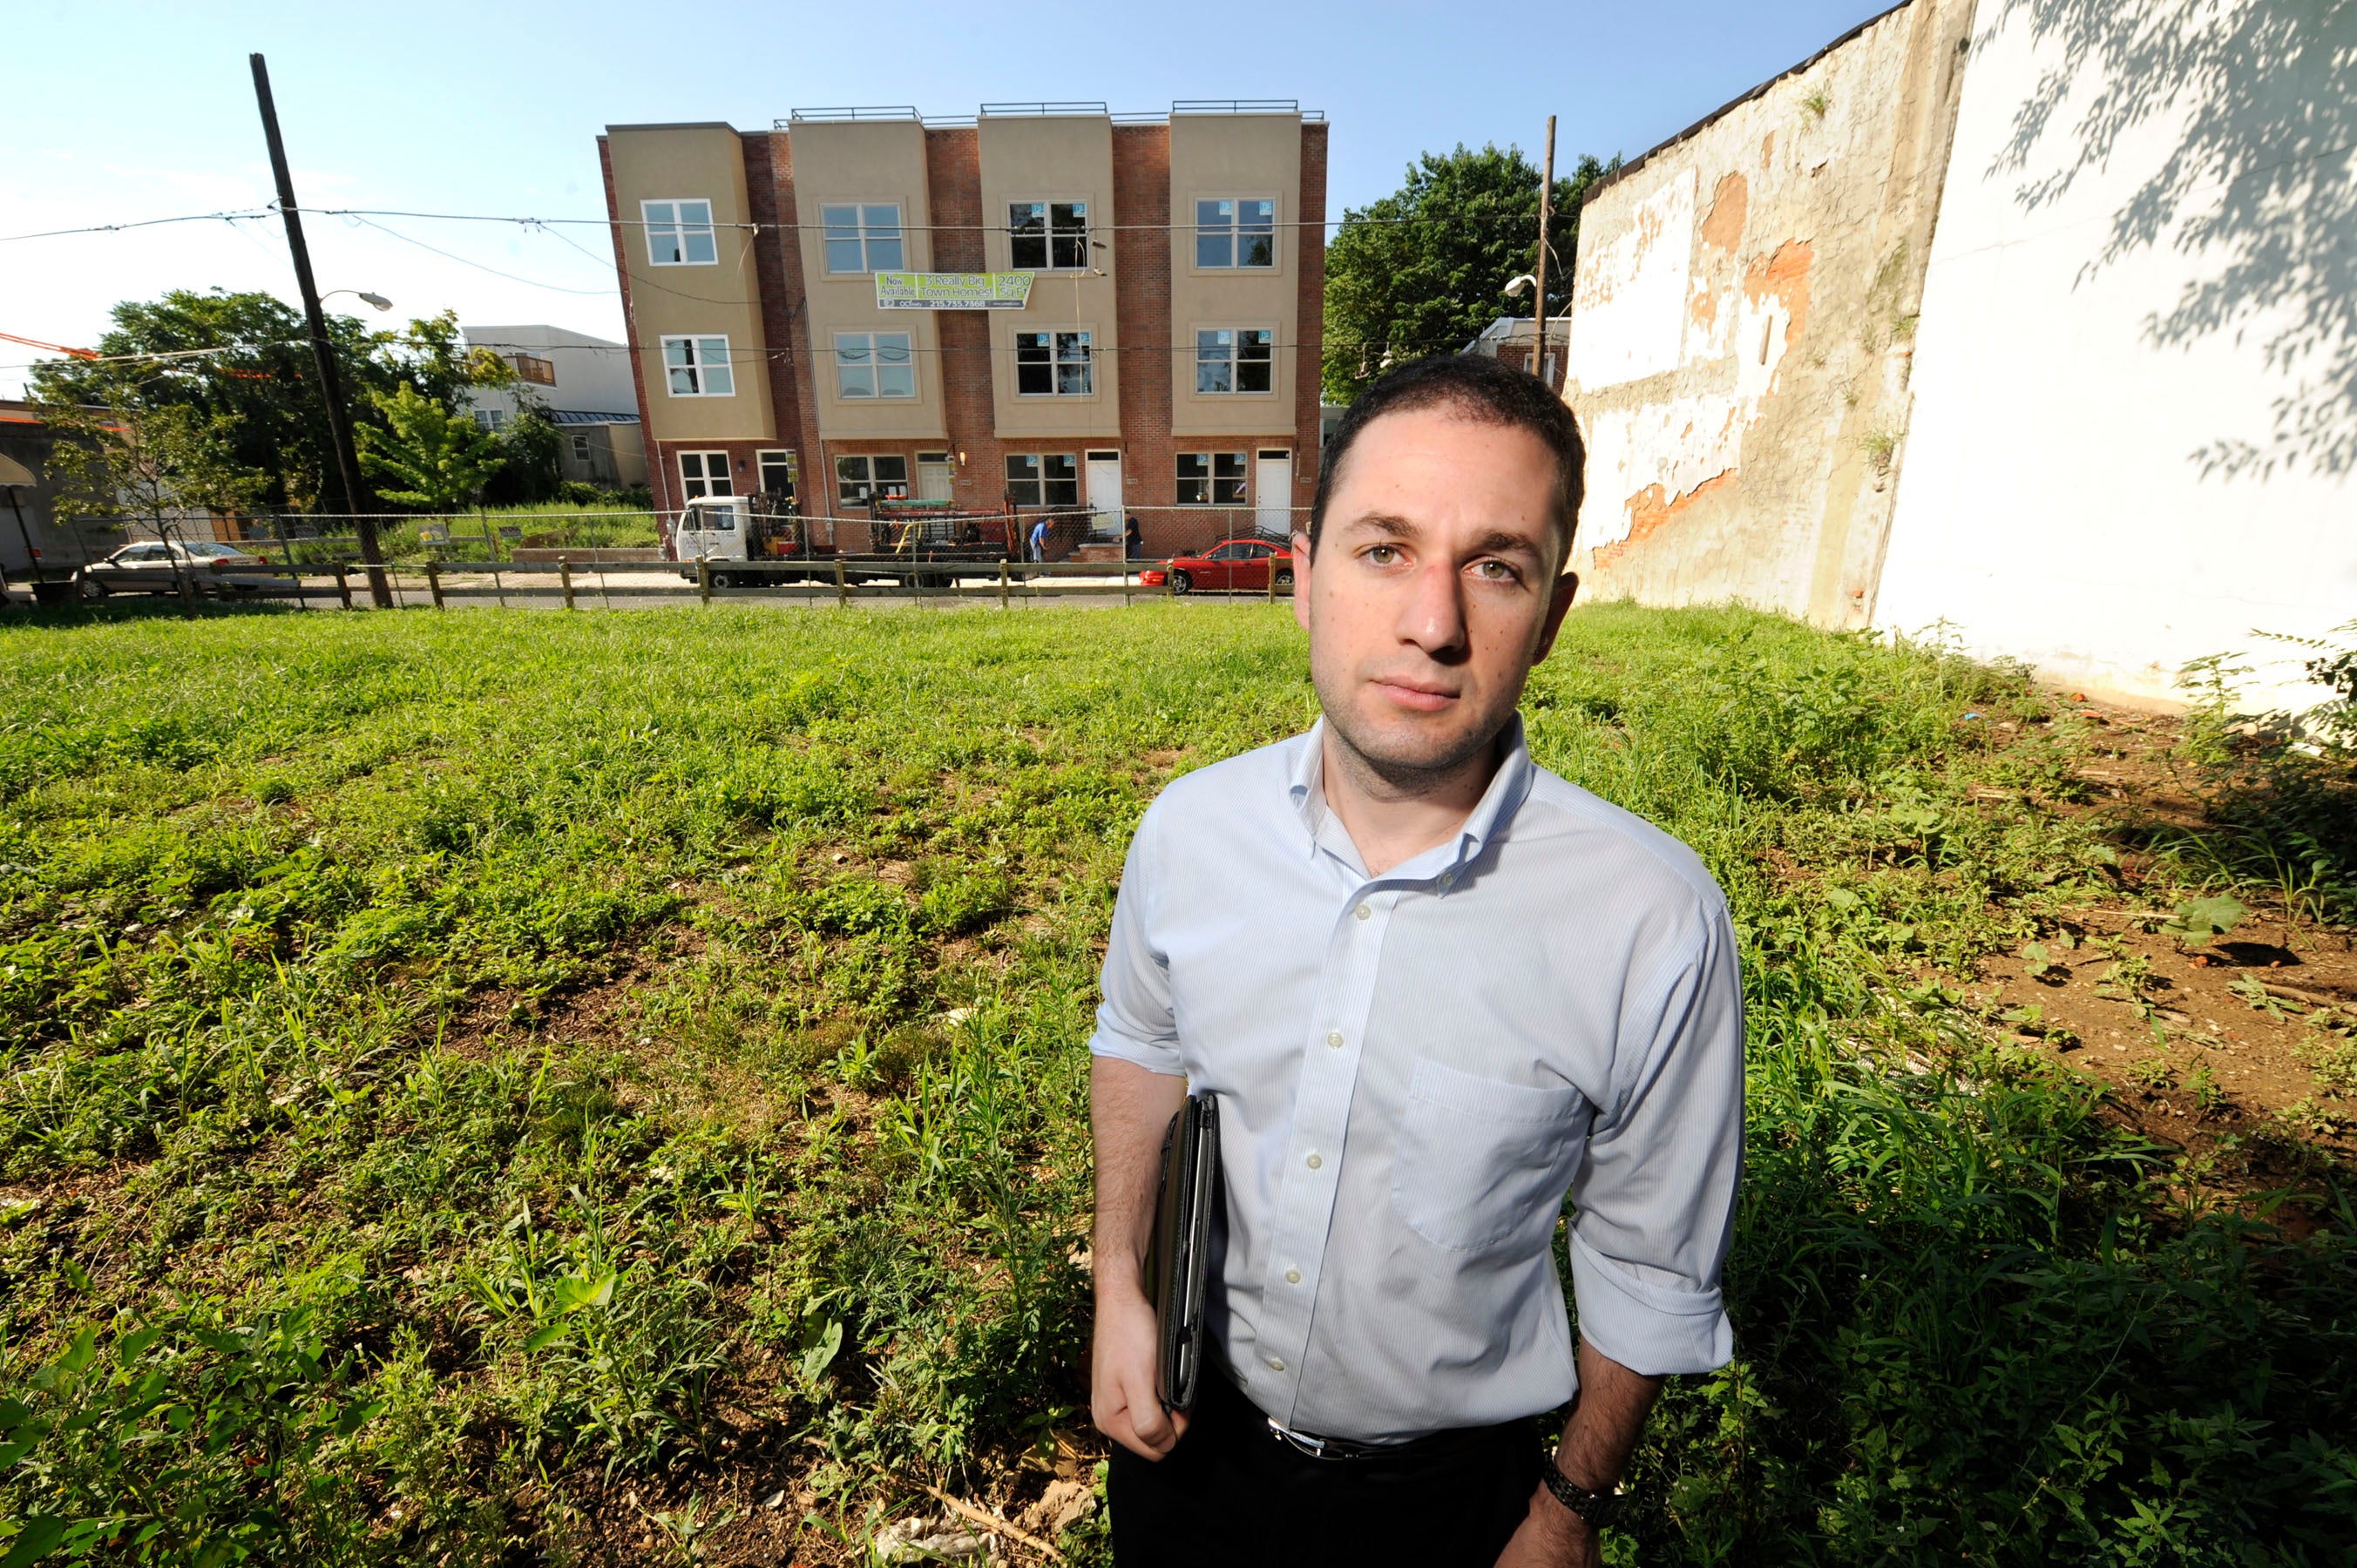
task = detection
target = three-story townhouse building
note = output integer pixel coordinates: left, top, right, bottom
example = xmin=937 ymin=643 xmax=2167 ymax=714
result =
xmin=599 ymin=101 xmax=1326 ymax=558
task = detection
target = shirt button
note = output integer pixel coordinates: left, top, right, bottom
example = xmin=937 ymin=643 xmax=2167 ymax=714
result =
xmin=1306 ymin=1152 xmax=1323 ymax=1170
xmin=1325 ymin=1030 xmax=1344 ymax=1050
xmin=1285 ymin=1267 xmax=1303 ymax=1284
xmin=1267 ymin=1356 xmax=1285 ymax=1371
xmin=1354 ymin=902 xmax=1372 ymax=921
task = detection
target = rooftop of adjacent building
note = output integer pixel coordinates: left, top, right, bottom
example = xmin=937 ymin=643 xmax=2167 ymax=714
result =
xmin=603 ymin=100 xmax=1324 ymax=136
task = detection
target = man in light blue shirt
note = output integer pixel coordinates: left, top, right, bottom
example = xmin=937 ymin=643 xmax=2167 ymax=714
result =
xmin=1089 ymin=355 xmax=1744 ymax=1567
xmin=1029 ymin=515 xmax=1050 ymax=563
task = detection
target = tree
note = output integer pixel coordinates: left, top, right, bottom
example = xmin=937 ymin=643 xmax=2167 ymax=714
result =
xmin=37 ymin=362 xmax=271 ymax=591
xmin=29 ymin=291 xmax=510 ymax=513
xmin=356 ymin=384 xmax=509 ymax=510
xmin=481 ymin=398 xmax=565 ymax=507
xmin=1322 ymin=145 xmax=1616 ymax=404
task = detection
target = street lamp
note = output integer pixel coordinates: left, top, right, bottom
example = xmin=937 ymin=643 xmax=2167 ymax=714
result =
xmin=322 ymin=289 xmax=393 ymax=311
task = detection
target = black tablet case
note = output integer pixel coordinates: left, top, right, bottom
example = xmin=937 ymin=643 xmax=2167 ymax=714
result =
xmin=1147 ymin=1092 xmax=1220 ymax=1412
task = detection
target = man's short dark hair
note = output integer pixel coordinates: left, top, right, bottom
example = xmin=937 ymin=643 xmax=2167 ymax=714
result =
xmin=1308 ymin=354 xmax=1586 ymax=572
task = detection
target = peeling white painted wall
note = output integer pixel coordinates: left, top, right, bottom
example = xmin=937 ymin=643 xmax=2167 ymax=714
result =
xmin=1878 ymin=0 xmax=2357 ymax=710
xmin=1568 ymin=172 xmax=1696 ymax=392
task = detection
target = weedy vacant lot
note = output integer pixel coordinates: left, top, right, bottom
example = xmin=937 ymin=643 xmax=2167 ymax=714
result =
xmin=3 ymin=602 xmax=2353 ymax=1566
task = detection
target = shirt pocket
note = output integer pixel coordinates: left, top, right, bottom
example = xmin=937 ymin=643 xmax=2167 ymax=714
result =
xmin=1391 ymin=1058 xmax=1588 ymax=1254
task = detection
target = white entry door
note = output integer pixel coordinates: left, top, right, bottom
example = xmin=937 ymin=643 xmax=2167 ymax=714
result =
xmin=1255 ymin=449 xmax=1292 ymax=537
xmin=916 ymin=451 xmax=954 ymax=503
xmin=1086 ymin=449 xmax=1122 ymax=534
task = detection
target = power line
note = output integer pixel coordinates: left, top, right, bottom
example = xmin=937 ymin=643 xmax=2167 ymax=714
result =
xmin=7 ymin=199 xmax=1582 ymax=245
xmin=344 ymin=213 xmax=614 ymax=296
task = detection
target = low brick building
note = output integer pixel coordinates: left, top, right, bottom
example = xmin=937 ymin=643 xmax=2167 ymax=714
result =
xmin=598 ymin=102 xmax=1326 ymax=560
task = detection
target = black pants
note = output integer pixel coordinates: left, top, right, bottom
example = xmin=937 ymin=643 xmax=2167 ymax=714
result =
xmin=1108 ymin=1366 xmax=1541 ymax=1567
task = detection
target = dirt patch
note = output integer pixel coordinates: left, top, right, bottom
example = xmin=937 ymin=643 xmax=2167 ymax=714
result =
xmin=1964 ymin=699 xmax=2356 ymax=1204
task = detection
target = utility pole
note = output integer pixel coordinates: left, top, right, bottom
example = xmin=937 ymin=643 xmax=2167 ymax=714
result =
xmin=250 ymin=52 xmax=390 ymax=607
xmin=1533 ymin=114 xmax=1557 ymax=392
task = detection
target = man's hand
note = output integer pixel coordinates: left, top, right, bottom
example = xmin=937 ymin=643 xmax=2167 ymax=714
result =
xmin=1090 ymin=1287 xmax=1189 ymax=1459
xmin=1493 ymin=1498 xmax=1596 ymax=1568
xmin=1087 ymin=1056 xmax=1190 ymax=1461
xmin=1493 ymin=1340 xmax=1663 ymax=1567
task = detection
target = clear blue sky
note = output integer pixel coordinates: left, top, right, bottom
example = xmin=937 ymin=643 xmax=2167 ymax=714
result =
xmin=3 ymin=0 xmax=1892 ymax=395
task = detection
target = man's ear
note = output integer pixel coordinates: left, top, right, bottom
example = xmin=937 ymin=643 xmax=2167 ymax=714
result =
xmin=1533 ymin=571 xmax=1579 ymax=663
xmin=1290 ymin=531 xmax=1313 ymax=634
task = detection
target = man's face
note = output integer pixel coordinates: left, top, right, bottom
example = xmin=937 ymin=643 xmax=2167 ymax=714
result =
xmin=1293 ymin=406 xmax=1578 ymax=781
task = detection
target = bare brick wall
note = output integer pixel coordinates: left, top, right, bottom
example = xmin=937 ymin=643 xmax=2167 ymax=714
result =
xmin=741 ymin=132 xmax=808 ymax=505
xmin=1107 ymin=125 xmax=1239 ymax=561
xmin=924 ymin=127 xmax=1011 ymax=517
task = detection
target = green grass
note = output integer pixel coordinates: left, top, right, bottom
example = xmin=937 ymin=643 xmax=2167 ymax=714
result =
xmin=2 ymin=602 xmax=2352 ymax=1565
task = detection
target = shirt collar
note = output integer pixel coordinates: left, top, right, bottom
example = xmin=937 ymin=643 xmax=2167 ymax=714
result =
xmin=1286 ymin=714 xmax=1536 ymax=888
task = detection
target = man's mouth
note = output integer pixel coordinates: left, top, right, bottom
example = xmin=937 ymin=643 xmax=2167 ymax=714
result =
xmin=1368 ymin=675 xmax=1460 ymax=713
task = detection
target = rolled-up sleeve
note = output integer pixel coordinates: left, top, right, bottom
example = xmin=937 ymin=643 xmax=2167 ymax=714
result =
xmin=1088 ymin=805 xmax=1184 ymax=1077
xmin=1567 ymin=896 xmax=1744 ymax=1376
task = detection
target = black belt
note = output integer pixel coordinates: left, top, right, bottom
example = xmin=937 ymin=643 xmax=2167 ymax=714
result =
xmin=1263 ymin=1412 xmax=1527 ymax=1464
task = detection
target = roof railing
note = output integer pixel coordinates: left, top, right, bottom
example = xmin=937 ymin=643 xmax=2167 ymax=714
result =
xmin=979 ymin=100 xmax=1110 ymax=118
xmin=1170 ymin=98 xmax=1305 ymax=116
xmin=783 ymin=105 xmax=922 ymax=124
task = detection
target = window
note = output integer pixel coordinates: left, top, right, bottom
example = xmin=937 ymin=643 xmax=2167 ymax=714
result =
xmin=757 ymin=449 xmax=796 ymax=497
xmin=678 ymin=450 xmax=734 ymax=498
xmin=643 ymin=199 xmax=718 ymax=267
xmin=1195 ymin=198 xmax=1277 ymax=268
xmin=510 ymin=353 xmax=556 ymax=386
xmin=662 ymin=335 xmax=734 ymax=396
xmin=1175 ymin=451 xmax=1249 ymax=505
xmin=1195 ymin=328 xmax=1274 ymax=394
xmin=835 ymin=332 xmax=915 ymax=399
xmin=836 ymin=454 xmax=910 ymax=508
xmin=471 ymin=407 xmax=509 ymax=431
xmin=1008 ymin=200 xmax=1088 ymax=269
xmin=1014 ymin=330 xmax=1093 ymax=396
xmin=822 ymin=204 xmax=904 ymax=274
xmin=1006 ymin=454 xmax=1079 ymax=508
xmin=570 ymin=434 xmax=593 ymax=461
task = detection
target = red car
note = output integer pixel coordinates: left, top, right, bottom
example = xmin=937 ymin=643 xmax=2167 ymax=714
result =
xmin=1140 ymin=537 xmax=1294 ymax=594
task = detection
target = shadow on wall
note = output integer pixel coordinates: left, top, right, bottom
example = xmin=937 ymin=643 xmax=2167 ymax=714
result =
xmin=1985 ymin=0 xmax=2357 ymax=481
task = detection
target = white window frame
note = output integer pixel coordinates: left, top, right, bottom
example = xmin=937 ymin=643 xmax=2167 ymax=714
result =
xmin=471 ymin=407 xmax=509 ymax=432
xmin=833 ymin=331 xmax=917 ymax=400
xmin=661 ymin=335 xmax=735 ymax=398
xmin=678 ymin=449 xmax=734 ymax=499
xmin=1193 ymin=327 xmax=1277 ymax=395
xmin=1007 ymin=198 xmax=1091 ymax=271
xmin=569 ymin=433 xmax=593 ymax=461
xmin=1013 ymin=328 xmax=1094 ymax=397
xmin=820 ymin=201 xmax=907 ymax=275
xmin=1175 ymin=451 xmax=1249 ymax=506
xmin=642 ymin=199 xmax=718 ymax=267
xmin=1193 ymin=196 xmax=1278 ymax=271
xmin=836 ymin=454 xmax=911 ymax=509
xmin=1006 ymin=453 xmax=1080 ymax=509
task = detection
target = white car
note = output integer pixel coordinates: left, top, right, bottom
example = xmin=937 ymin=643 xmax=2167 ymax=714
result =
xmin=80 ymin=539 xmax=274 ymax=597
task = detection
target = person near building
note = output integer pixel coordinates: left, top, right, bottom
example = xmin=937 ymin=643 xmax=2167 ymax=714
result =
xmin=1029 ymin=514 xmax=1050 ymax=564
xmin=1087 ymin=354 xmax=1744 ymax=1568
xmin=1123 ymin=513 xmax=1144 ymax=565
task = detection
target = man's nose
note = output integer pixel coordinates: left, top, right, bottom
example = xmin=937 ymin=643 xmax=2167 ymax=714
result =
xmin=1397 ymin=558 xmax=1467 ymax=658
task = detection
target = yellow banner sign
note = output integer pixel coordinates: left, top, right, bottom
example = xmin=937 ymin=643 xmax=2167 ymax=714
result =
xmin=873 ymin=271 xmax=1036 ymax=310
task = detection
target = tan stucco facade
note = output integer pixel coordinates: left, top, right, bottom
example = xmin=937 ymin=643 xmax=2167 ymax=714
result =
xmin=979 ymin=112 xmax=1121 ymax=441
xmin=786 ymin=118 xmax=948 ymax=441
xmin=1167 ymin=113 xmax=1302 ymax=439
xmin=604 ymin=124 xmax=776 ymax=443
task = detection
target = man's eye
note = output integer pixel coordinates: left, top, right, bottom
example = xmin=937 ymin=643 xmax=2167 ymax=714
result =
xmin=1365 ymin=545 xmax=1399 ymax=565
xmin=1473 ymin=559 xmax=1521 ymax=583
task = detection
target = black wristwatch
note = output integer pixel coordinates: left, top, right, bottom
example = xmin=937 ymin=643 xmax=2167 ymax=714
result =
xmin=1540 ymin=1462 xmax=1629 ymax=1531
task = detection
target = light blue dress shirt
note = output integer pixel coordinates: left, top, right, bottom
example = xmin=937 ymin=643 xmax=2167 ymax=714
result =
xmin=1090 ymin=718 xmax=1744 ymax=1442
